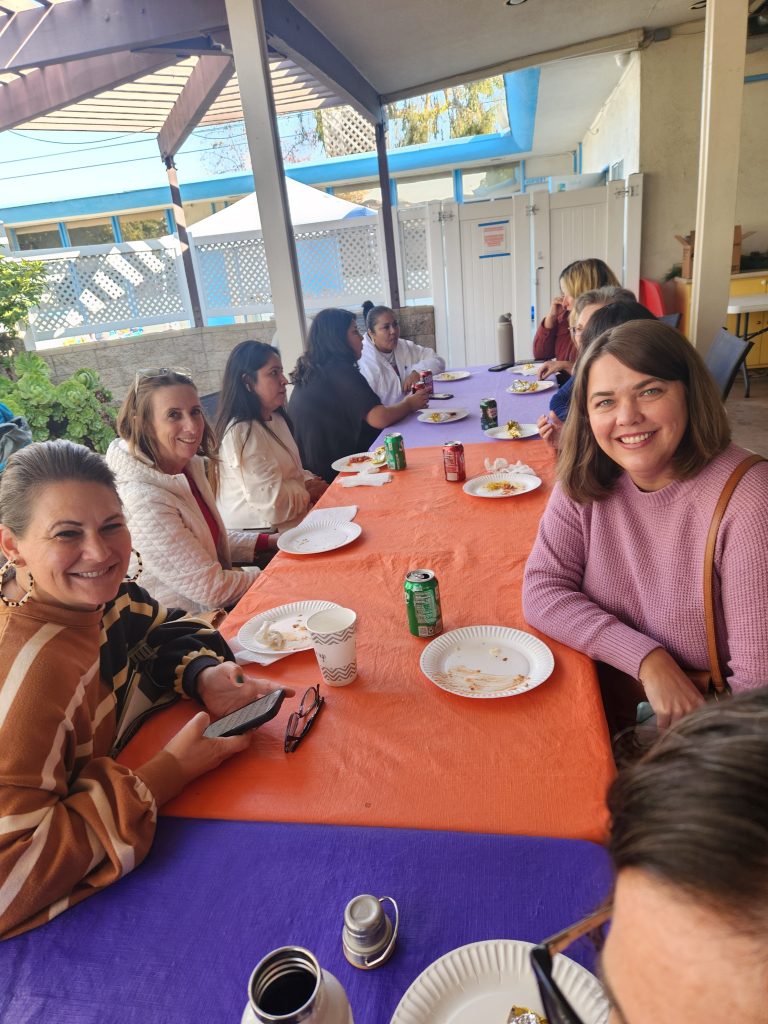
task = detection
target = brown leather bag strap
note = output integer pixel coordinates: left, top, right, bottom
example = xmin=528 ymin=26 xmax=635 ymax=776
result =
xmin=703 ymin=453 xmax=764 ymax=692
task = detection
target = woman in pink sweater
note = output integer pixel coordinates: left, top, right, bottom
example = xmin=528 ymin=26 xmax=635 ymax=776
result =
xmin=523 ymin=320 xmax=768 ymax=731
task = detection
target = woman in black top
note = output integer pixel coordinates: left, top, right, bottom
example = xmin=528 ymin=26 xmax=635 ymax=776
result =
xmin=287 ymin=308 xmax=428 ymax=483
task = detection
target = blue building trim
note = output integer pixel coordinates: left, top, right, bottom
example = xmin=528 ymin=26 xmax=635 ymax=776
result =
xmin=58 ymin=223 xmax=69 ymax=247
xmin=111 ymin=215 xmax=122 ymax=243
xmin=503 ymin=68 xmax=540 ymax=152
xmin=453 ymin=168 xmax=463 ymax=203
xmin=744 ymin=73 xmax=768 ymax=83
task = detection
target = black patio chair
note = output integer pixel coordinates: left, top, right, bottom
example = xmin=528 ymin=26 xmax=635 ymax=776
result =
xmin=705 ymin=328 xmax=753 ymax=401
xmin=659 ymin=312 xmax=681 ymax=329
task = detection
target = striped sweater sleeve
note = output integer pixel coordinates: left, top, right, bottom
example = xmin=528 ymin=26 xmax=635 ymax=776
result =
xmin=0 ymin=609 xmax=184 ymax=940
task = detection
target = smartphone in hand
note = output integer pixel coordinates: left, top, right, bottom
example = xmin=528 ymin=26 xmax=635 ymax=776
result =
xmin=203 ymin=689 xmax=285 ymax=738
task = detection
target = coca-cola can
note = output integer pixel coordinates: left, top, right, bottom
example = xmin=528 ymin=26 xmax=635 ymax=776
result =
xmin=442 ymin=441 xmax=466 ymax=482
xmin=418 ymin=369 xmax=434 ymax=395
xmin=411 ymin=380 xmax=429 ymax=396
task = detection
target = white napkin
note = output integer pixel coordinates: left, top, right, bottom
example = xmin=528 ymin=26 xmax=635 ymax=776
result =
xmin=483 ymin=457 xmax=535 ymax=476
xmin=228 ymin=635 xmax=293 ymax=667
xmin=303 ymin=505 xmax=358 ymax=525
xmin=340 ymin=473 xmax=392 ymax=488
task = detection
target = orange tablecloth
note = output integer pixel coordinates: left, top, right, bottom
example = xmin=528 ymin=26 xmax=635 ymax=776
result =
xmin=122 ymin=441 xmax=614 ymax=841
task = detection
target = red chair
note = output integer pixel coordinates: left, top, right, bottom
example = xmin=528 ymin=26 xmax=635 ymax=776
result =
xmin=638 ymin=278 xmax=666 ymax=317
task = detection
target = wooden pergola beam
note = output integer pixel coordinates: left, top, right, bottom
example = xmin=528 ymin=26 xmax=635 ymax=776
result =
xmin=157 ymin=53 xmax=235 ymax=159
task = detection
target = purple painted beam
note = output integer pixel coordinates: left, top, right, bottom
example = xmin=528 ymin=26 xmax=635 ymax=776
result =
xmin=0 ymin=51 xmax=175 ymax=133
xmin=157 ymin=53 xmax=235 ymax=159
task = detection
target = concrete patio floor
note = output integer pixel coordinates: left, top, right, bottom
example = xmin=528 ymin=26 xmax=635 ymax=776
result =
xmin=726 ymin=369 xmax=768 ymax=457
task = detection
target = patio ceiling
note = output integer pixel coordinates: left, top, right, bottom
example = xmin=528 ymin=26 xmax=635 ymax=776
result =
xmin=0 ymin=0 xmax=708 ymax=144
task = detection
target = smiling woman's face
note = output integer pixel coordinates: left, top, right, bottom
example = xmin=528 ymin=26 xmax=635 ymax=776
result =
xmin=148 ymin=383 xmax=205 ymax=474
xmin=0 ymin=480 xmax=131 ymax=611
xmin=602 ymin=869 xmax=768 ymax=1024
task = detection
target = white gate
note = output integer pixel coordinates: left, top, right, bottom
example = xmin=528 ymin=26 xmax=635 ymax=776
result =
xmin=424 ymin=174 xmax=643 ymax=364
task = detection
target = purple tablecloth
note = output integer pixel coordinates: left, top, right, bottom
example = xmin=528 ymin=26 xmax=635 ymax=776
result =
xmin=0 ymin=819 xmax=611 ymax=1024
xmin=372 ymin=365 xmax=557 ymax=449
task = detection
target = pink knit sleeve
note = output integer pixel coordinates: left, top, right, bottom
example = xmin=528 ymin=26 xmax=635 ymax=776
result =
xmin=522 ymin=484 xmax=660 ymax=676
xmin=717 ymin=464 xmax=768 ymax=690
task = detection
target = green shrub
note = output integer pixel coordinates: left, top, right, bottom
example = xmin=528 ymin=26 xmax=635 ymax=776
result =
xmin=0 ymin=254 xmax=47 ymax=358
xmin=0 ymin=352 xmax=117 ymax=453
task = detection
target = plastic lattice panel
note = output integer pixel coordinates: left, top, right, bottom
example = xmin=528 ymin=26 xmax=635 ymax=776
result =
xmin=28 ymin=247 xmax=189 ymax=339
xmin=319 ymin=106 xmax=377 ymax=158
xmin=399 ymin=216 xmax=430 ymax=296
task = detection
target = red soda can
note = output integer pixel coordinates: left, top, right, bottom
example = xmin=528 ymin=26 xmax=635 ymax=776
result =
xmin=418 ymin=369 xmax=434 ymax=395
xmin=443 ymin=441 xmax=466 ymax=482
xmin=411 ymin=380 xmax=429 ymax=396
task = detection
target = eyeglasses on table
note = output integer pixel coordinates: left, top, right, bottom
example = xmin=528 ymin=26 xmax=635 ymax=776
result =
xmin=284 ymin=684 xmax=325 ymax=753
xmin=530 ymin=903 xmax=611 ymax=1024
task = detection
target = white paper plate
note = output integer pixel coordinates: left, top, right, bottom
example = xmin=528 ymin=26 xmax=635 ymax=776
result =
xmin=331 ymin=451 xmax=385 ymax=473
xmin=462 ymin=472 xmax=541 ymax=499
xmin=417 ymin=408 xmax=469 ymax=424
xmin=237 ymin=600 xmax=341 ymax=653
xmin=485 ymin=423 xmax=539 ymax=440
xmin=506 ymin=380 xmax=555 ymax=394
xmin=390 ymin=939 xmax=608 ymax=1024
xmin=507 ymin=362 xmax=544 ymax=375
xmin=420 ymin=625 xmax=554 ymax=698
xmin=277 ymin=518 xmax=362 ymax=555
xmin=433 ymin=370 xmax=471 ymax=381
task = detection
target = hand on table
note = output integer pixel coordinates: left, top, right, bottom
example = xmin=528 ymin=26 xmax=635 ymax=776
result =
xmin=305 ymin=476 xmax=328 ymax=503
xmin=638 ymin=647 xmax=706 ymax=731
xmin=402 ymin=370 xmax=421 ymax=393
xmin=537 ymin=359 xmax=573 ymax=381
xmin=537 ymin=411 xmax=563 ymax=450
xmin=406 ymin=388 xmax=430 ymax=412
xmin=197 ymin=662 xmax=295 ymax=718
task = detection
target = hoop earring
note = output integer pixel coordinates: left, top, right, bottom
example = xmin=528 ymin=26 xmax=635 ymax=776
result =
xmin=124 ymin=550 xmax=143 ymax=583
xmin=0 ymin=560 xmax=35 ymax=608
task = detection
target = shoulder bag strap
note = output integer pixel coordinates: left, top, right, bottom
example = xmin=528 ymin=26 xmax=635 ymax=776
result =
xmin=703 ymin=453 xmax=764 ymax=692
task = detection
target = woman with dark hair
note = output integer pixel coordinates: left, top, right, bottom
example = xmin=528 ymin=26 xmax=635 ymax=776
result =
xmin=358 ymin=304 xmax=445 ymax=405
xmin=523 ymin=320 xmax=768 ymax=730
xmin=537 ymin=294 xmax=655 ymax=449
xmin=107 ymin=369 xmax=264 ymax=613
xmin=0 ymin=440 xmax=287 ymax=938
xmin=287 ymin=307 xmax=428 ymax=483
xmin=214 ymin=341 xmax=327 ymax=532
xmin=532 ymin=690 xmax=768 ymax=1023
xmin=533 ymin=257 xmax=620 ymax=365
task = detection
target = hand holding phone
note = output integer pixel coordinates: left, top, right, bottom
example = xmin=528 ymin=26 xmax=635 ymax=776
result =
xmin=203 ymin=688 xmax=285 ymax=738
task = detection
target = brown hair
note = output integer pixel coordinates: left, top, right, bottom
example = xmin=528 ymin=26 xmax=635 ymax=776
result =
xmin=0 ymin=439 xmax=117 ymax=537
xmin=558 ymin=319 xmax=730 ymax=502
xmin=115 ymin=371 xmax=217 ymax=466
xmin=608 ymin=689 xmax=768 ymax=933
xmin=559 ymin=258 xmax=620 ymax=301
xmin=569 ymin=286 xmax=636 ymax=329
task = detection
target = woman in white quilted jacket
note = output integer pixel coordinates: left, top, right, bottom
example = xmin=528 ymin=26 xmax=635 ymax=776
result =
xmin=107 ymin=369 xmax=276 ymax=614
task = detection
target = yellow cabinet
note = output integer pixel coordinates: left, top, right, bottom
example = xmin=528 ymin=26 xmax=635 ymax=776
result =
xmin=672 ymin=272 xmax=768 ymax=367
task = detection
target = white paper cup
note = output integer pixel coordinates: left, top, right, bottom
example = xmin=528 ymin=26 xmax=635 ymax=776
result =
xmin=306 ymin=607 xmax=357 ymax=686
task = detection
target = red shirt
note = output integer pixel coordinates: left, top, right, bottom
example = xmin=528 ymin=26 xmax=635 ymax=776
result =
xmin=532 ymin=307 xmax=577 ymax=362
xmin=183 ymin=468 xmax=220 ymax=549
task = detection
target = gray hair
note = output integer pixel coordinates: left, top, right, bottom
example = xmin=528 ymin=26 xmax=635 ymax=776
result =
xmin=0 ymin=439 xmax=116 ymax=537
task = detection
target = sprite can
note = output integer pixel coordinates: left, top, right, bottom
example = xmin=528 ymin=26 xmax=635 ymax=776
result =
xmin=404 ymin=569 xmax=443 ymax=638
xmin=385 ymin=432 xmax=407 ymax=470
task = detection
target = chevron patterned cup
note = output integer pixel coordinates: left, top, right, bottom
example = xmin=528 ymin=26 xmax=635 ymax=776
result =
xmin=306 ymin=607 xmax=358 ymax=687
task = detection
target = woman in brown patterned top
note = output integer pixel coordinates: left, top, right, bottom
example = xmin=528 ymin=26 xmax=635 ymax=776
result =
xmin=0 ymin=440 xmax=286 ymax=939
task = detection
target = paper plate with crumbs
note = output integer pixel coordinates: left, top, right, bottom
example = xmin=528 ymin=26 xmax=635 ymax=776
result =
xmin=506 ymin=380 xmax=555 ymax=394
xmin=507 ymin=362 xmax=545 ymax=374
xmin=390 ymin=939 xmax=608 ymax=1024
xmin=433 ymin=370 xmax=471 ymax=381
xmin=485 ymin=422 xmax=539 ymax=440
xmin=419 ymin=626 xmax=554 ymax=698
xmin=462 ymin=472 xmax=541 ymax=498
xmin=238 ymin=600 xmax=342 ymax=653
xmin=417 ymin=407 xmax=469 ymax=424
xmin=331 ymin=451 xmax=384 ymax=473
xmin=277 ymin=518 xmax=362 ymax=555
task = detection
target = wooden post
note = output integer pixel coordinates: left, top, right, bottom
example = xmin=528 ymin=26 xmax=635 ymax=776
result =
xmin=165 ymin=158 xmax=203 ymax=328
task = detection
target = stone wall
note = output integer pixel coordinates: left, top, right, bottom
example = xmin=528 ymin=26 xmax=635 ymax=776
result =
xmin=39 ymin=306 xmax=437 ymax=403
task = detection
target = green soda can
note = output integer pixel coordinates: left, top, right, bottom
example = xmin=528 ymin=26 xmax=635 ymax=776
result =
xmin=404 ymin=569 xmax=443 ymax=638
xmin=385 ymin=432 xmax=407 ymax=470
xmin=480 ymin=398 xmax=498 ymax=431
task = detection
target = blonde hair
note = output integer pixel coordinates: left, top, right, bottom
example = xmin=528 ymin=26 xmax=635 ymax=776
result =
xmin=560 ymin=259 xmax=620 ymax=302
xmin=115 ymin=371 xmax=217 ymax=467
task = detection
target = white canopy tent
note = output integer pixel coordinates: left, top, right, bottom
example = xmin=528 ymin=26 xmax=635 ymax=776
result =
xmin=188 ymin=177 xmax=373 ymax=239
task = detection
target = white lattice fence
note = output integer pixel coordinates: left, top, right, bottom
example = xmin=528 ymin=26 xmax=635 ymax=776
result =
xmin=191 ymin=218 xmax=385 ymax=319
xmin=319 ymin=106 xmax=377 ymax=158
xmin=20 ymin=238 xmax=192 ymax=344
xmin=397 ymin=211 xmax=431 ymax=300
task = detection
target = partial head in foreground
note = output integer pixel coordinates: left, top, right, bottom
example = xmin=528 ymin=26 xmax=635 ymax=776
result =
xmin=603 ymin=689 xmax=768 ymax=1024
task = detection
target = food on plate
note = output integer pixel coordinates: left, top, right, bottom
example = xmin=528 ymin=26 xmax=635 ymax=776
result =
xmin=254 ymin=621 xmax=286 ymax=649
xmin=510 ymin=379 xmax=539 ymax=394
xmin=370 ymin=445 xmax=387 ymax=465
xmin=437 ymin=372 xmax=459 ymax=380
xmin=507 ymin=1007 xmax=547 ymax=1024
xmin=484 ymin=479 xmax=524 ymax=495
xmin=347 ymin=454 xmax=372 ymax=466
xmin=505 ymin=420 xmax=522 ymax=438
xmin=520 ymin=363 xmax=537 ymax=373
